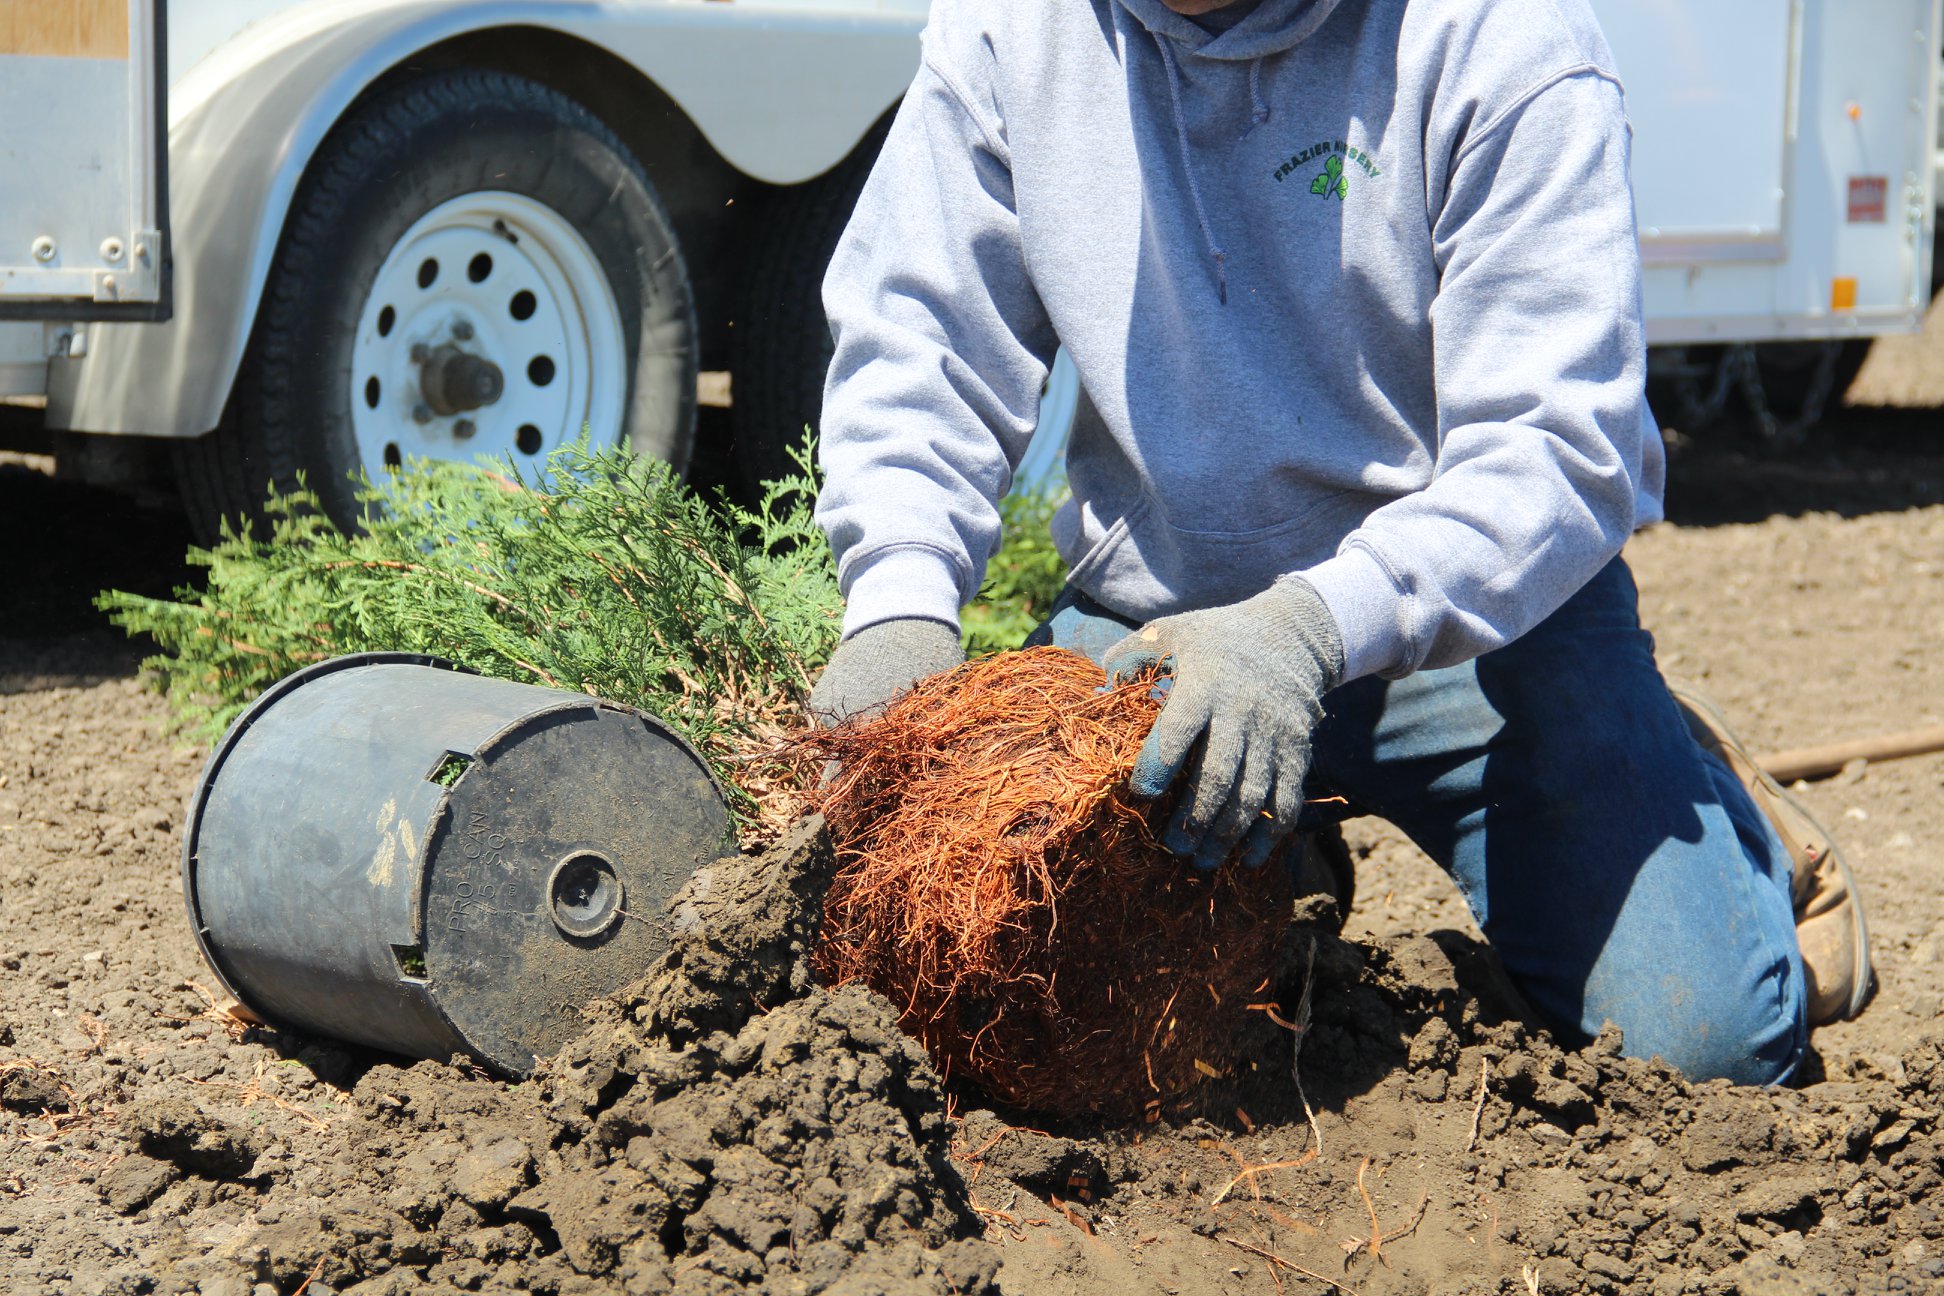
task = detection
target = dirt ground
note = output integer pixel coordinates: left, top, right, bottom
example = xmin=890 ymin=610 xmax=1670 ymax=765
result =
xmin=2 ymin=328 xmax=1943 ymax=1295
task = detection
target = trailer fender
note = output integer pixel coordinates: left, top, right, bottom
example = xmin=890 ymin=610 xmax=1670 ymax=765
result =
xmin=49 ymin=0 xmax=919 ymax=439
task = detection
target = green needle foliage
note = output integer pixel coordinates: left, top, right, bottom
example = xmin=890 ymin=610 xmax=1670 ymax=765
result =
xmin=97 ymin=440 xmax=844 ymax=821
xmin=99 ymin=435 xmax=1074 ymax=827
xmin=964 ymin=486 xmax=1070 ymax=658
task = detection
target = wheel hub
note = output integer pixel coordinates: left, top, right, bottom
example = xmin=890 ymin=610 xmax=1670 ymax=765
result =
xmin=350 ymin=191 xmax=626 ymax=479
xmin=416 ymin=342 xmax=505 ymax=416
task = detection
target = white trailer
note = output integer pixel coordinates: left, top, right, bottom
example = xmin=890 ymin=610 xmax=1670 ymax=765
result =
xmin=1597 ymin=0 xmax=1942 ymax=438
xmin=1 ymin=0 xmax=926 ymax=532
xmin=1 ymin=1 xmax=1937 ymax=529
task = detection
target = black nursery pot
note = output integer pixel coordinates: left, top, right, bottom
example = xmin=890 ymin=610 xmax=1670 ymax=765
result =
xmin=182 ymin=653 xmax=731 ymax=1076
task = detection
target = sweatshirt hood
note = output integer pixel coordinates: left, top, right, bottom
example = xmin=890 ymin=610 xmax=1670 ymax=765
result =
xmin=1115 ymin=0 xmax=1346 ymax=303
xmin=1113 ymin=0 xmax=1345 ymax=61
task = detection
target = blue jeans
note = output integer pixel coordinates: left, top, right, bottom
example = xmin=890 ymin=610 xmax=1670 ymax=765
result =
xmin=1027 ymin=559 xmax=1807 ymax=1085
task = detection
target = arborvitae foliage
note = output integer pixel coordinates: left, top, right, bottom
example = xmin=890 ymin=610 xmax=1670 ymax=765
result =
xmin=97 ymin=441 xmax=843 ymax=824
xmin=100 ymin=437 xmax=1075 ymax=830
xmin=963 ymin=486 xmax=1068 ymax=658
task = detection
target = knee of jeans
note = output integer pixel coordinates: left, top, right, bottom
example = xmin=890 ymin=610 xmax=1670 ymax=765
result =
xmin=1608 ymin=967 xmax=1807 ymax=1087
xmin=1027 ymin=589 xmax=1141 ymax=667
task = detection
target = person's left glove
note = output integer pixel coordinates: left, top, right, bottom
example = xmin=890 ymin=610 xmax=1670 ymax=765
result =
xmin=806 ymin=617 xmax=965 ymax=727
xmin=1103 ymin=577 xmax=1345 ymax=871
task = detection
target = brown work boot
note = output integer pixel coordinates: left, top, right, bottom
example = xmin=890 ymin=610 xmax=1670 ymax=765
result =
xmin=1667 ymin=682 xmax=1873 ymax=1025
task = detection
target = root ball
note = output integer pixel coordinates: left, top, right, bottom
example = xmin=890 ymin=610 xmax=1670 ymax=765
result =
xmin=805 ymin=647 xmax=1293 ymax=1119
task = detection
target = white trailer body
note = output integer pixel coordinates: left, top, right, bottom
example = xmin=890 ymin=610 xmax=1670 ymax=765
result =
xmin=1592 ymin=0 xmax=1939 ymax=346
xmin=2 ymin=0 xmax=928 ymax=529
xmin=0 ymin=1 xmax=170 ymax=325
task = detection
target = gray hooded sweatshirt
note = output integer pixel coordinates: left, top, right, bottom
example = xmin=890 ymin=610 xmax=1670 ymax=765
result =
xmin=816 ymin=0 xmax=1662 ymax=683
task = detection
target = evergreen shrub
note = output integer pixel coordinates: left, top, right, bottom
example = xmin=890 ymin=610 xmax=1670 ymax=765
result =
xmin=99 ymin=441 xmax=1071 ymax=828
xmin=98 ymin=442 xmax=842 ymax=826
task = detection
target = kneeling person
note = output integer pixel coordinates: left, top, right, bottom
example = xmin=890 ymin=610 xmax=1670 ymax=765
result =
xmin=808 ymin=0 xmax=1869 ymax=1084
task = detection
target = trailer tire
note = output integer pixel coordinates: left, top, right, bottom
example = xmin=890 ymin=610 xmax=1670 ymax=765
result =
xmin=176 ymin=68 xmax=697 ymax=538
xmin=728 ymin=129 xmax=883 ymax=496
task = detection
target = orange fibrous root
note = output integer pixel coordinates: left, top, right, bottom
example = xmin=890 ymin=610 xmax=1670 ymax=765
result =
xmin=799 ymin=646 xmax=1293 ymax=1119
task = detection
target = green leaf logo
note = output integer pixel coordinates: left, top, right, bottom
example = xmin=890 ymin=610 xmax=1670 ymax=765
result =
xmin=1311 ymin=153 xmax=1348 ymax=200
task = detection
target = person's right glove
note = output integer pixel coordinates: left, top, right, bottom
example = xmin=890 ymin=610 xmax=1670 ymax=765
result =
xmin=1102 ymin=576 xmax=1345 ymax=871
xmin=806 ymin=617 xmax=965 ymax=727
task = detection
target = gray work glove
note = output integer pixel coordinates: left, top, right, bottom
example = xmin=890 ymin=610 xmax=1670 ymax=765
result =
xmin=806 ymin=617 xmax=965 ymax=727
xmin=1103 ymin=577 xmax=1345 ymax=871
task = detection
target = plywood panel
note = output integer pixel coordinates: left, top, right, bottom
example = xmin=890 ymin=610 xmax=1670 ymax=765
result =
xmin=0 ymin=0 xmax=130 ymax=60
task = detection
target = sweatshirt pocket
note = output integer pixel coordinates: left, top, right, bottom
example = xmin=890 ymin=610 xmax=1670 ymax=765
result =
xmin=1159 ymin=487 xmax=1364 ymax=544
xmin=1062 ymin=495 xmax=1152 ymax=592
xmin=1077 ymin=487 xmax=1392 ymax=619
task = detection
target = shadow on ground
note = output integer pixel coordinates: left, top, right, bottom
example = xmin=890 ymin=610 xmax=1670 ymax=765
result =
xmin=0 ymin=460 xmax=193 ymax=691
xmin=1661 ymin=403 xmax=1944 ymax=527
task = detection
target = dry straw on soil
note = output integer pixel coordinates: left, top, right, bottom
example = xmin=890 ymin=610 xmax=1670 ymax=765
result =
xmin=803 ymin=647 xmax=1294 ymax=1119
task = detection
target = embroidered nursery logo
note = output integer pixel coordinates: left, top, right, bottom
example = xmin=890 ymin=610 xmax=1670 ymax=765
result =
xmin=1272 ymin=140 xmax=1382 ymax=199
xmin=1310 ymin=155 xmax=1348 ymax=199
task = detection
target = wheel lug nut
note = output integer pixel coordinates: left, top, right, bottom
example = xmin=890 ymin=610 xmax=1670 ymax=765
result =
xmin=410 ymin=343 xmax=430 ymax=364
xmin=454 ymin=418 xmax=476 ymax=439
xmin=452 ymin=320 xmax=474 ymax=342
xmin=412 ymin=404 xmax=432 ymax=425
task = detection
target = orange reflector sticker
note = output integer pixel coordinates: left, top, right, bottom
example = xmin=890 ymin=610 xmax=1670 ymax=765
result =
xmin=1831 ymin=277 xmax=1858 ymax=311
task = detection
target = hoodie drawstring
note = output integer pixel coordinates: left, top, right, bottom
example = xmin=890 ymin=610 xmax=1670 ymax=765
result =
xmin=1248 ymin=58 xmax=1270 ymax=130
xmin=1152 ymin=34 xmax=1229 ymax=305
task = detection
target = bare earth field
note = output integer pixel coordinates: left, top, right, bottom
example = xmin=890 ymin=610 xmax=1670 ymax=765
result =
xmin=1 ymin=342 xmax=1941 ymax=1295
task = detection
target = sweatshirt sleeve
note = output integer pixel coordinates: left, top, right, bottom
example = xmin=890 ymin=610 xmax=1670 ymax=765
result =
xmin=814 ymin=31 xmax=1059 ymax=639
xmin=1298 ymin=68 xmax=1651 ymax=683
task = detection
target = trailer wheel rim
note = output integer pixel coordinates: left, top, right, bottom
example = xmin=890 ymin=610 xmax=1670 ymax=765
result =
xmin=350 ymin=191 xmax=626 ymax=482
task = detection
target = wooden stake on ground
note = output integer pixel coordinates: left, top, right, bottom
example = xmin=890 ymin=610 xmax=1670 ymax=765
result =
xmin=1757 ymin=724 xmax=1944 ymax=783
